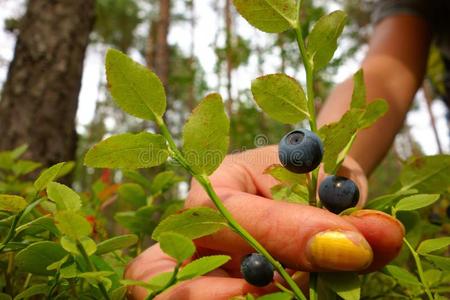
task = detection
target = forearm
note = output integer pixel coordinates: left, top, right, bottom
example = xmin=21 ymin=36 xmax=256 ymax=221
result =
xmin=317 ymin=15 xmax=431 ymax=176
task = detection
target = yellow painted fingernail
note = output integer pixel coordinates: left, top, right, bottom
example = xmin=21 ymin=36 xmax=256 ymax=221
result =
xmin=307 ymin=230 xmax=373 ymax=271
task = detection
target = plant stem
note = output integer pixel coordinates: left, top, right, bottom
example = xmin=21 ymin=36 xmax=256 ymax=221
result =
xmin=294 ymin=6 xmax=319 ymax=208
xmin=155 ymin=118 xmax=307 ymax=300
xmin=295 ymin=3 xmax=322 ymax=298
xmin=76 ymin=241 xmax=111 ymax=300
xmin=0 ymin=212 xmax=23 ymax=252
xmin=403 ymin=238 xmax=433 ymax=300
xmin=147 ymin=262 xmax=181 ymax=299
xmin=309 ymin=272 xmax=318 ymax=300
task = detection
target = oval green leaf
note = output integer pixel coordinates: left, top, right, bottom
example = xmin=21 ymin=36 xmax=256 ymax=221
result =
xmin=385 ymin=265 xmax=421 ymax=286
xmin=33 ymin=162 xmax=74 ymax=191
xmin=84 ymin=132 xmax=168 ymax=169
xmin=152 ymin=207 xmax=228 ymax=241
xmin=251 ymin=73 xmax=309 ymax=124
xmin=47 ymin=182 xmax=81 ymax=212
xmin=159 ymin=232 xmax=195 ymax=263
xmin=96 ymin=234 xmax=139 ymax=255
xmin=307 ymin=10 xmax=347 ymax=71
xmin=54 ymin=211 xmax=92 ymax=240
xmin=232 ymin=0 xmax=297 ymax=33
xmin=182 ymin=94 xmax=229 ymax=175
xmin=320 ymin=272 xmax=361 ymax=300
xmin=417 ymin=237 xmax=450 ymax=255
xmin=395 ymin=194 xmax=440 ymax=211
xmin=0 ymin=194 xmax=27 ymax=213
xmin=177 ymin=255 xmax=231 ymax=281
xmin=106 ymin=48 xmax=166 ymax=120
xmin=15 ymin=241 xmax=67 ymax=275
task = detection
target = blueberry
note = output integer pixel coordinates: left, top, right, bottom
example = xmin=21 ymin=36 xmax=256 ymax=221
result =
xmin=278 ymin=129 xmax=324 ymax=174
xmin=240 ymin=253 xmax=274 ymax=287
xmin=319 ymin=175 xmax=359 ymax=214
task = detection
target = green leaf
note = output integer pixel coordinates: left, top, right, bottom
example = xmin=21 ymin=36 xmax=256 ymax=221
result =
xmin=12 ymin=160 xmax=41 ymax=176
xmin=351 ymin=69 xmax=366 ymax=109
xmin=15 ymin=215 xmax=59 ymax=236
xmin=318 ymin=110 xmax=360 ymax=173
xmin=59 ymin=263 xmax=78 ymax=279
xmin=395 ymin=194 xmax=440 ymax=211
xmin=159 ymin=232 xmax=195 ymax=263
xmin=118 ymin=183 xmax=147 ymax=207
xmin=270 ymin=184 xmax=308 ymax=204
xmin=182 ymin=93 xmax=229 ymax=175
xmin=33 ymin=162 xmax=74 ymax=191
xmin=0 ymin=194 xmax=27 ymax=212
xmin=251 ymin=74 xmax=309 ymax=124
xmin=54 ymin=211 xmax=92 ymax=240
xmin=147 ymin=271 xmax=173 ymax=290
xmin=152 ymin=207 xmax=228 ymax=241
xmin=257 ymin=292 xmax=293 ymax=300
xmin=307 ymin=11 xmax=347 ymax=71
xmin=15 ymin=241 xmax=67 ymax=275
xmin=399 ymin=155 xmax=450 ymax=193
xmin=96 ymin=234 xmax=138 ymax=255
xmin=79 ymin=271 xmax=114 ymax=290
xmin=47 ymin=182 xmax=81 ymax=212
xmin=111 ymin=286 xmax=128 ymax=300
xmin=105 ymin=48 xmax=166 ymax=120
xmin=320 ymin=272 xmax=360 ymax=300
xmin=424 ymin=255 xmax=450 ymax=271
xmin=123 ymin=170 xmax=153 ymax=190
xmin=358 ymin=99 xmax=388 ymax=129
xmin=366 ymin=189 xmax=417 ymax=210
xmin=385 ymin=265 xmax=421 ymax=286
xmin=232 ymin=0 xmax=296 ymax=33
xmin=85 ymin=132 xmax=168 ymax=169
xmin=177 ymin=255 xmax=231 ymax=281
xmin=264 ymin=164 xmax=307 ymax=185
xmin=0 ymin=294 xmax=11 ymax=300
xmin=60 ymin=236 xmax=96 ymax=256
xmin=151 ymin=171 xmax=183 ymax=195
xmin=417 ymin=237 xmax=450 ymax=255
xmin=14 ymin=284 xmax=49 ymax=300
xmin=423 ymin=269 xmax=442 ymax=287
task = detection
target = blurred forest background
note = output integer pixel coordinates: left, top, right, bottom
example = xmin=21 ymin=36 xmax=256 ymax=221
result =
xmin=0 ymin=0 xmax=449 ymax=200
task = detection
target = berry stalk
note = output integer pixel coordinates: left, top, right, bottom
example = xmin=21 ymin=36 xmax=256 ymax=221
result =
xmin=155 ymin=117 xmax=307 ymax=300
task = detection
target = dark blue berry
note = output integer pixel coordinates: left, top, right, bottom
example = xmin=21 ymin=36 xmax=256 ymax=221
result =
xmin=319 ymin=176 xmax=359 ymax=214
xmin=240 ymin=253 xmax=274 ymax=287
xmin=278 ymin=129 xmax=324 ymax=174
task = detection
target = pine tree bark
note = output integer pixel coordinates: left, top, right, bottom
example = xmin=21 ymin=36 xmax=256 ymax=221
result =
xmin=155 ymin=0 xmax=171 ymax=88
xmin=0 ymin=0 xmax=95 ymax=167
xmin=224 ymin=0 xmax=233 ymax=116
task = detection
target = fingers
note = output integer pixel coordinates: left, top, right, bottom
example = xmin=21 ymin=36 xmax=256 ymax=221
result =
xmin=188 ymin=188 xmax=372 ymax=271
xmin=124 ymin=244 xmax=277 ymax=300
xmin=344 ymin=210 xmax=405 ymax=272
xmin=155 ymin=276 xmax=275 ymax=300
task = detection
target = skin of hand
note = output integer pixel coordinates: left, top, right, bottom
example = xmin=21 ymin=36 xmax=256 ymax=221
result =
xmin=125 ymin=13 xmax=432 ymax=300
xmin=125 ymin=147 xmax=404 ymax=300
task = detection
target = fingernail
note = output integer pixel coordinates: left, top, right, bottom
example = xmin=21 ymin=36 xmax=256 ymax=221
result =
xmin=307 ymin=230 xmax=373 ymax=271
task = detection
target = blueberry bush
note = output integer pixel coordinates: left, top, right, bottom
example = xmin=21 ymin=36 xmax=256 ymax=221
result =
xmin=1 ymin=0 xmax=450 ymax=299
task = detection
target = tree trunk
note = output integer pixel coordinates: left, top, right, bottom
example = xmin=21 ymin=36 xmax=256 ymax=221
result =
xmin=155 ymin=0 xmax=171 ymax=89
xmin=0 ymin=0 xmax=95 ymax=167
xmin=224 ymin=0 xmax=233 ymax=116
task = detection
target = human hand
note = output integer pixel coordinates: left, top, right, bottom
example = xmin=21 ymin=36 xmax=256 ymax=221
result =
xmin=125 ymin=146 xmax=404 ymax=299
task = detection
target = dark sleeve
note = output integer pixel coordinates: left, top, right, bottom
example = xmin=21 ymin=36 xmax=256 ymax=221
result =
xmin=372 ymin=0 xmax=431 ymax=24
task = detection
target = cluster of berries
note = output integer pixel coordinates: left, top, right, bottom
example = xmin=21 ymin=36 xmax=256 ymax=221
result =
xmin=240 ymin=129 xmax=360 ymax=287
